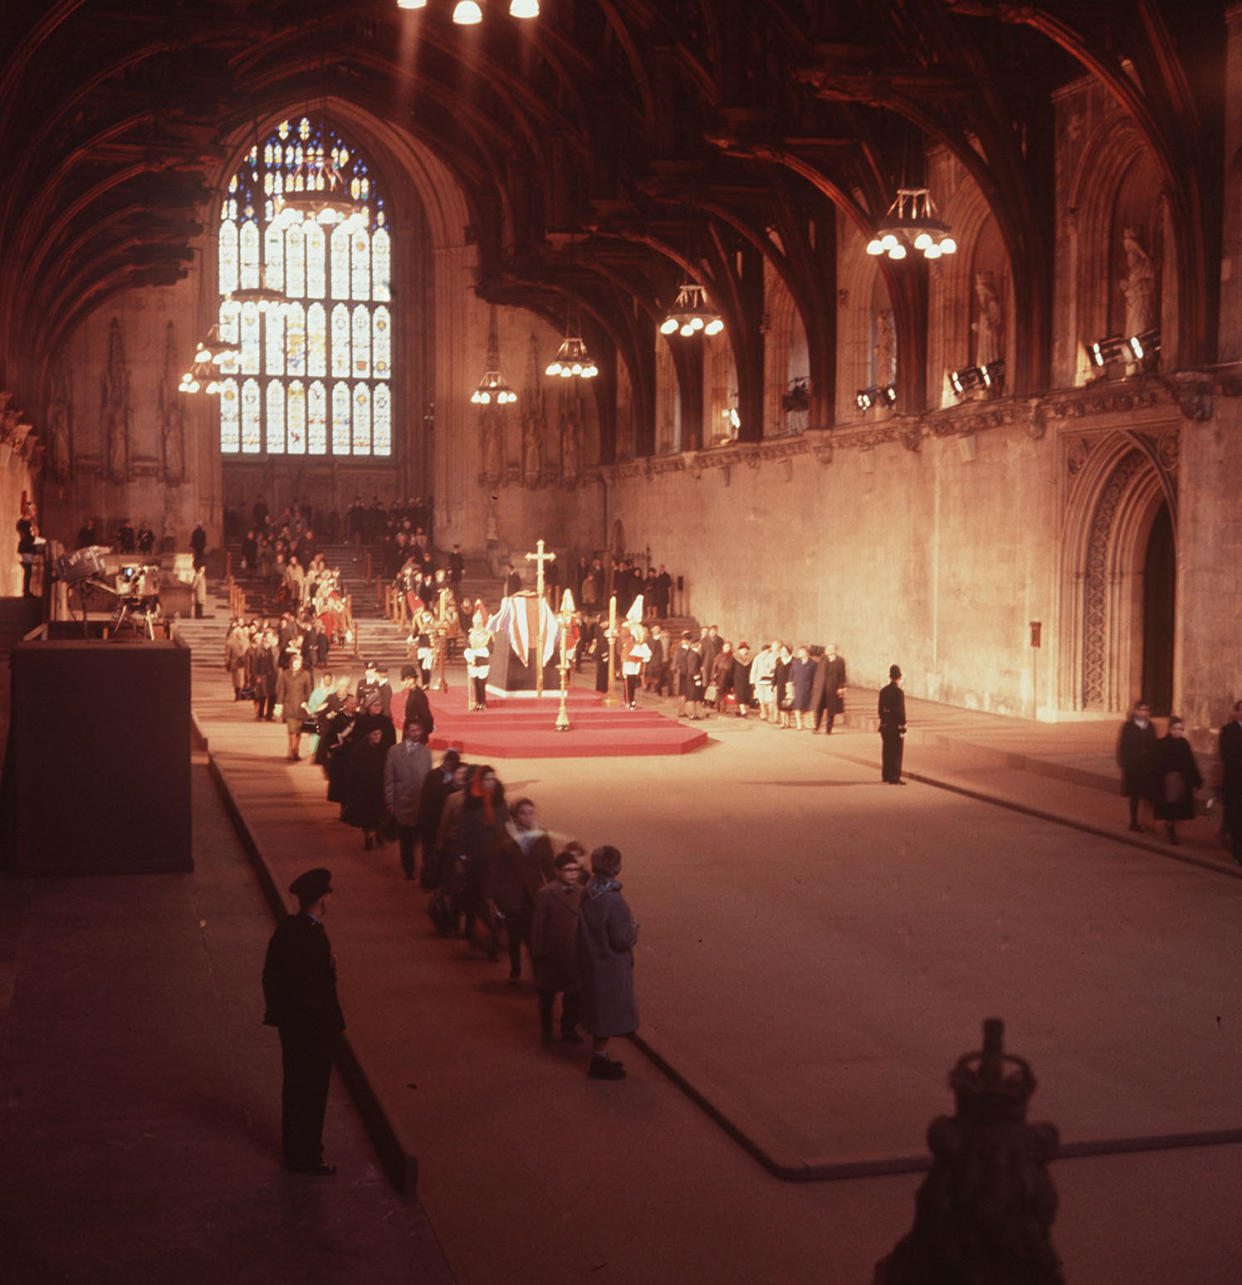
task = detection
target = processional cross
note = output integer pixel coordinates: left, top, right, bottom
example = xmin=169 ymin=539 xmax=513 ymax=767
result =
xmin=524 ymin=538 xmax=557 ymax=697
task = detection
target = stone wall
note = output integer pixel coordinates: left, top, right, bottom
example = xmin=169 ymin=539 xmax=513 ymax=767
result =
xmin=589 ymin=413 xmax=1061 ymax=716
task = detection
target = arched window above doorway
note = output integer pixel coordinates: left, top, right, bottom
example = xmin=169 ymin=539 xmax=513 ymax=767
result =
xmin=216 ymin=116 xmax=392 ymax=458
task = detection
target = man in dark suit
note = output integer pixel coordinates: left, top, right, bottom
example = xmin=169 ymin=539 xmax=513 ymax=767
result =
xmin=1117 ymin=700 xmax=1157 ymax=832
xmin=814 ymin=642 xmax=848 ymax=734
xmin=1219 ymin=700 xmax=1242 ymax=865
xmin=262 ymin=867 xmax=345 ymax=1175
xmin=878 ymin=664 xmax=907 ymax=784
xmin=503 ymin=563 xmax=522 ymax=597
xmin=448 ymin=544 xmax=465 ymax=589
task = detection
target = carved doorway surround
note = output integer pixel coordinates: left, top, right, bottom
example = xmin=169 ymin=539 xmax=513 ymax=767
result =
xmin=1058 ymin=428 xmax=1179 ymax=715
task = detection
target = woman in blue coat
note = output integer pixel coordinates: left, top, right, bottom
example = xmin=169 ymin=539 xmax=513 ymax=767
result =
xmin=576 ymin=845 xmax=638 ymax=1080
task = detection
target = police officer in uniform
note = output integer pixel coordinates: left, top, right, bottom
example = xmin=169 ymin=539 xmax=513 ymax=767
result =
xmin=262 ymin=868 xmax=345 ymax=1175
xmin=878 ymin=664 xmax=908 ymax=784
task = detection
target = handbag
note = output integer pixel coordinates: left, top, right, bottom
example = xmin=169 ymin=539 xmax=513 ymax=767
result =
xmin=300 ymin=717 xmax=318 ymax=733
xmin=704 ymin=683 xmax=718 ymax=703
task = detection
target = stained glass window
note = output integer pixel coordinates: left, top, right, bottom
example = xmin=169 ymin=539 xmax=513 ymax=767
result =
xmin=241 ymin=379 xmax=262 ymax=453
xmin=308 ymin=304 xmax=327 ymax=377
xmin=309 ymin=381 xmax=328 ymax=454
xmin=331 ymin=304 xmax=350 ymax=378
xmin=266 ymin=381 xmax=285 ymax=453
xmin=220 ymin=379 xmax=240 ymax=452
xmin=352 ymin=306 xmax=371 ymax=378
xmin=353 ymin=384 xmax=371 ymax=454
xmin=332 ymin=382 xmax=351 ymax=454
xmin=288 ymin=381 xmax=307 ymax=454
xmin=217 ymin=115 xmax=392 ymax=456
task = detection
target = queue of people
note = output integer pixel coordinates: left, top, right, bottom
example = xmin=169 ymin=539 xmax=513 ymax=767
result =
xmin=255 ymin=654 xmax=640 ymax=1080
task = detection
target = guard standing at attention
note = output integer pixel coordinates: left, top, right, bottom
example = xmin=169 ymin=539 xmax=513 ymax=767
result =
xmin=878 ymin=664 xmax=908 ymax=785
xmin=262 ymin=867 xmax=345 ymax=1175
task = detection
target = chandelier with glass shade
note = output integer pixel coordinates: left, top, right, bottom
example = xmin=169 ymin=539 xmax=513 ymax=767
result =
xmin=179 ymin=324 xmax=239 ymax=395
xmin=472 ymin=307 xmax=518 ymax=404
xmin=272 ymin=148 xmax=366 ymax=232
xmin=397 ymin=1 xmax=539 ymax=18
xmin=659 ymin=283 xmax=724 ymax=337
xmin=545 ymin=330 xmax=598 ymax=380
xmin=866 ymin=188 xmax=957 ymax=261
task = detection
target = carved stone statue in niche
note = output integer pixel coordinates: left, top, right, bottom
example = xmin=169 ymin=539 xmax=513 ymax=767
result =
xmin=160 ymin=321 xmax=184 ymax=483
xmin=522 ymin=412 xmax=542 ymax=482
xmin=562 ymin=415 xmax=580 ymax=480
xmin=873 ymin=309 xmax=896 ymax=386
xmin=46 ymin=361 xmax=72 ymax=480
xmin=1121 ymin=227 xmax=1157 ymax=338
xmin=481 ymin=413 xmax=502 ymax=481
xmin=101 ymin=318 xmax=130 ymax=482
xmin=973 ymin=271 xmax=1004 ymax=366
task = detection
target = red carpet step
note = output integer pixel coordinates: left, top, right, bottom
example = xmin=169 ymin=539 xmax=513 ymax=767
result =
xmin=425 ymin=686 xmax=708 ymax=758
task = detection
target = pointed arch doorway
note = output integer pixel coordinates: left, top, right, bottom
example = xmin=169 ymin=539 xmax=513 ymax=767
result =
xmin=1060 ymin=433 xmax=1177 ymax=716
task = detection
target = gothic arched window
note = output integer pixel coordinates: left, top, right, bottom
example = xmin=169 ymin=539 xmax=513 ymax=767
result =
xmin=217 ymin=117 xmax=392 ymax=457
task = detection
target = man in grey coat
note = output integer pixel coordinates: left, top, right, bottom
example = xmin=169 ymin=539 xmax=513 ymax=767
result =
xmin=384 ymin=720 xmax=430 ymax=880
xmin=576 ymin=845 xmax=638 ymax=1080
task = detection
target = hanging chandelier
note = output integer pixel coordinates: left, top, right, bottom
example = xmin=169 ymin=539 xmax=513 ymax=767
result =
xmin=472 ymin=306 xmax=517 ymax=403
xmin=545 ymin=331 xmax=598 ymax=380
xmin=471 ymin=371 xmax=517 ymax=404
xmin=180 ymin=324 xmax=238 ymax=395
xmin=398 ymin=0 xmax=539 ymax=16
xmin=866 ymin=188 xmax=957 ymax=261
xmin=272 ymin=148 xmax=365 ymax=232
xmin=659 ymin=283 xmax=724 ymax=337
xmin=226 ymin=279 xmax=285 ymax=314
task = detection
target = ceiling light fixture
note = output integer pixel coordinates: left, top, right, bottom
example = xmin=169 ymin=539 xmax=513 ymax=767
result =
xmin=453 ymin=1 xmax=483 ymax=22
xmin=472 ymin=306 xmax=518 ymax=404
xmin=659 ymin=283 xmax=724 ymax=338
xmin=866 ymin=188 xmax=957 ymax=261
xmin=545 ymin=330 xmax=598 ymax=380
xmin=510 ymin=0 xmax=540 ymax=15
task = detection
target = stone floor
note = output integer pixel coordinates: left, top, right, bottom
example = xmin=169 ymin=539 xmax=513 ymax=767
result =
xmin=3 ymin=618 xmax=1241 ymax=1283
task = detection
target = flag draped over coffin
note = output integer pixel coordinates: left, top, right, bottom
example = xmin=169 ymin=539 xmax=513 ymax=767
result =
xmin=488 ymin=593 xmax=561 ymax=667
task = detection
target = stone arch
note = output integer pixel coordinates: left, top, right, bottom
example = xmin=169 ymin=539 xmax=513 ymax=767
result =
xmin=1058 ymin=431 xmax=1178 ymax=714
xmin=931 ymin=164 xmax=1014 ymax=404
xmin=1067 ymin=115 xmax=1169 ymax=379
xmin=763 ymin=261 xmax=808 ymax=436
xmin=835 ymin=213 xmax=894 ymax=423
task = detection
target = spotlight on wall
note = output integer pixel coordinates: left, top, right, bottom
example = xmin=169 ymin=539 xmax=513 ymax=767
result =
xmin=855 ymin=385 xmax=896 ymax=411
xmin=1092 ymin=328 xmax=1160 ymax=370
xmin=949 ymin=360 xmax=1005 ymax=397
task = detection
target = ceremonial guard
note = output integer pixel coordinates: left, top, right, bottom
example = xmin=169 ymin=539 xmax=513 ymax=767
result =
xmin=621 ymin=622 xmax=651 ymax=710
xmin=464 ymin=609 xmax=493 ymax=711
xmin=409 ymin=608 xmax=436 ymax=688
xmin=262 ymin=867 xmax=345 ymax=1175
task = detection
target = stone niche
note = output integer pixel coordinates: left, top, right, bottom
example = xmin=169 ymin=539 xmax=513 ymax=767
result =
xmin=7 ymin=639 xmax=192 ymax=875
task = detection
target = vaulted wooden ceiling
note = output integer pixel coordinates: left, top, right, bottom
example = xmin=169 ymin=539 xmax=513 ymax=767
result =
xmin=0 ymin=0 xmax=1223 ymax=441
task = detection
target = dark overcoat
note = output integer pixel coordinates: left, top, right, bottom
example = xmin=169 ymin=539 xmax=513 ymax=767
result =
xmin=1152 ymin=734 xmax=1202 ymax=821
xmin=344 ymin=739 xmax=388 ymax=830
xmin=262 ymin=913 xmax=345 ymax=1036
xmin=1117 ymin=718 xmax=1158 ymax=799
xmin=531 ymin=881 xmax=583 ymax=993
xmin=577 ymin=878 xmax=638 ymax=1037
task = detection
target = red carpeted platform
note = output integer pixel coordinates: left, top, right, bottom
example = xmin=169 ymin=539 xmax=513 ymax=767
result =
xmin=425 ymin=686 xmax=708 ymax=758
